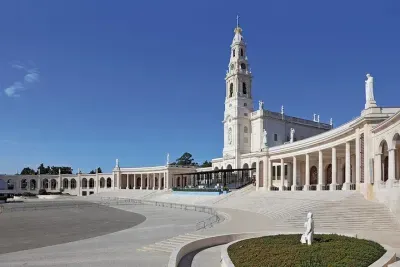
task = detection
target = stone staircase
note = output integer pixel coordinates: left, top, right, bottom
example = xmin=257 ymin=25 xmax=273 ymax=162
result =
xmin=278 ymin=193 xmax=400 ymax=232
xmin=137 ymin=233 xmax=209 ymax=253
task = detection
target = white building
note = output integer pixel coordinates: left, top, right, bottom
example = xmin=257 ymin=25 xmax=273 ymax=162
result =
xmin=1 ymin=21 xmax=400 ymax=202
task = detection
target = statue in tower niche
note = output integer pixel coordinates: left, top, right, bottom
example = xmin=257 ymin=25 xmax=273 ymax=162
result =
xmin=300 ymin=212 xmax=314 ymax=245
xmin=290 ymin=128 xmax=295 ymax=143
xmin=166 ymin=153 xmax=170 ymax=166
xmin=258 ymin=100 xmax=264 ymax=111
xmin=263 ymin=129 xmax=268 ymax=148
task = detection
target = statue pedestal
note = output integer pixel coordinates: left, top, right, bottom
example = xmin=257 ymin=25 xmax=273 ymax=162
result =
xmin=316 ymin=184 xmax=325 ymax=191
xmin=329 ymin=184 xmax=337 ymax=191
xmin=365 ymin=100 xmax=377 ymax=109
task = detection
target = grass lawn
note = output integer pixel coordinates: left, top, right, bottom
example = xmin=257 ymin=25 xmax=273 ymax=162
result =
xmin=228 ymin=234 xmax=385 ymax=267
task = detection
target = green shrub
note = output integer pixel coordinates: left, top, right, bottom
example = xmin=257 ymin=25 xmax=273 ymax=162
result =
xmin=38 ymin=189 xmax=47 ymax=195
xmin=0 ymin=196 xmax=7 ymax=202
xmin=228 ymin=234 xmax=385 ymax=267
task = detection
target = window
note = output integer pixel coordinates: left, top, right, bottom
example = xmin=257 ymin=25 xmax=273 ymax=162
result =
xmin=243 ymin=82 xmax=247 ymax=94
xmin=240 ymin=63 xmax=246 ymax=70
xmin=107 ymin=178 xmax=112 ymax=188
xmin=240 ymin=48 xmax=244 ymax=57
xmin=272 ymin=166 xmax=276 ymax=177
xmin=244 ymin=103 xmax=247 ymax=107
xmin=229 ymin=83 xmax=233 ymax=97
xmin=244 ymin=126 xmax=248 ymax=133
xmin=71 ymin=179 xmax=76 ymax=189
xmin=232 ymin=49 xmax=235 ymax=57
xmin=21 ymin=179 xmax=27 ymax=190
xmin=244 ymin=113 xmax=248 ymax=117
xmin=63 ymin=178 xmax=69 ymax=189
xmin=274 ymin=134 xmax=278 ymax=141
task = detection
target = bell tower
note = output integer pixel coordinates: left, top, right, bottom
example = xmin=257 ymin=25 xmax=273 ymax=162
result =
xmin=223 ymin=16 xmax=253 ymax=167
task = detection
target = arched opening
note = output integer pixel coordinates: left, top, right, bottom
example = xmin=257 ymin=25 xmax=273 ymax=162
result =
xmin=240 ymin=48 xmax=244 ymax=57
xmin=136 ymin=177 xmax=141 ymax=189
xmin=232 ymin=49 xmax=235 ymax=57
xmin=29 ymin=179 xmax=36 ymax=190
xmin=71 ymin=179 xmax=76 ymax=189
xmin=244 ymin=126 xmax=248 ymax=134
xmin=243 ymin=82 xmax=247 ymax=95
xmin=100 ymin=177 xmax=105 ymax=188
xmin=326 ymin=164 xmax=332 ymax=184
xmin=107 ymin=178 xmax=112 ymax=188
xmin=7 ymin=179 xmax=14 ymax=190
xmin=42 ymin=179 xmax=49 ymax=189
xmin=89 ymin=178 xmax=95 ymax=189
xmin=380 ymin=140 xmax=389 ymax=182
xmin=227 ymin=164 xmax=232 ymax=169
xmin=63 ymin=178 xmax=69 ymax=189
xmin=310 ymin=166 xmax=318 ymax=185
xmin=242 ymin=163 xmax=250 ymax=182
xmin=50 ymin=179 xmax=57 ymax=190
xmin=177 ymin=177 xmax=181 ymax=187
xmin=229 ymin=83 xmax=233 ymax=97
xmin=155 ymin=177 xmax=158 ymax=188
xmin=393 ymin=133 xmax=400 ymax=180
xmin=161 ymin=177 xmax=164 ymax=189
xmin=21 ymin=179 xmax=27 ymax=190
xmin=82 ymin=178 xmax=87 ymax=188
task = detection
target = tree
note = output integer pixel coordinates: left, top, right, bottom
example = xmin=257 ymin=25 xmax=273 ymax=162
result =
xmin=36 ymin=163 xmax=72 ymax=175
xmin=20 ymin=167 xmax=36 ymax=175
xmin=89 ymin=167 xmax=102 ymax=174
xmin=200 ymin=160 xmax=212 ymax=167
xmin=172 ymin=152 xmax=198 ymax=166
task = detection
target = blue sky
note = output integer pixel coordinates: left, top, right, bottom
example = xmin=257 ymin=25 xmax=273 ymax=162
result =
xmin=1 ymin=0 xmax=400 ymax=174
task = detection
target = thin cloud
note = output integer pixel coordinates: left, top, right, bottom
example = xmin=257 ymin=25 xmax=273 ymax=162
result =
xmin=4 ymin=82 xmax=24 ymax=97
xmin=4 ymin=62 xmax=40 ymax=97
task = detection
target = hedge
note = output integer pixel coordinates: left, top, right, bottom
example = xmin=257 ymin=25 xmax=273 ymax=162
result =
xmin=228 ymin=234 xmax=385 ymax=267
xmin=0 ymin=196 xmax=7 ymax=201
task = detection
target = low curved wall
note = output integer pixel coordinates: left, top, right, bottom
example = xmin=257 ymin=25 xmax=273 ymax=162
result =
xmin=37 ymin=195 xmax=62 ymax=200
xmin=220 ymin=234 xmax=396 ymax=267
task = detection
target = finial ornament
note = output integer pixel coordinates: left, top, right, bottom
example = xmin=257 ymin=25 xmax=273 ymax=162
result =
xmin=236 ymin=14 xmax=240 ymax=28
xmin=281 ymin=105 xmax=284 ymax=115
xmin=258 ymin=100 xmax=264 ymax=110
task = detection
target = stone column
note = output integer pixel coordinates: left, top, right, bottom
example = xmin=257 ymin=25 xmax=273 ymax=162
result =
xmin=317 ymin=150 xmax=324 ymax=190
xmin=140 ymin=174 xmax=143 ymax=190
xmin=126 ymin=174 xmax=129 ymax=190
xmin=152 ymin=173 xmax=155 ymax=190
xmin=344 ymin=142 xmax=351 ymax=190
xmin=331 ymin=147 xmax=337 ymax=191
xmin=304 ymin=154 xmax=310 ymax=191
xmin=255 ymin=160 xmax=260 ymax=191
xmin=291 ymin=156 xmax=297 ymax=191
xmin=268 ymin=159 xmax=273 ymax=191
xmin=388 ymin=148 xmax=396 ymax=186
xmin=375 ymin=153 xmax=382 ymax=182
xmin=263 ymin=156 xmax=268 ymax=191
xmin=280 ymin=158 xmax=284 ymax=190
xmin=165 ymin=171 xmax=168 ymax=190
xmin=355 ymin=129 xmax=361 ymax=189
xmin=396 ymin=149 xmax=400 ymax=180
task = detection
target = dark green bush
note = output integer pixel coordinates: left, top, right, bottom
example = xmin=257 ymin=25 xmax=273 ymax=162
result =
xmin=228 ymin=234 xmax=385 ymax=267
xmin=172 ymin=187 xmax=221 ymax=192
xmin=38 ymin=189 xmax=47 ymax=195
xmin=0 ymin=196 xmax=7 ymax=202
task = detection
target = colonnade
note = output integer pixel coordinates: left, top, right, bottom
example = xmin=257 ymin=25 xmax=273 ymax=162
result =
xmin=120 ymin=172 xmax=167 ymax=190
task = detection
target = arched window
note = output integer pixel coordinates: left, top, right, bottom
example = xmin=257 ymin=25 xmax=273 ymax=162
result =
xmin=100 ymin=177 xmax=105 ymax=188
xmin=229 ymin=83 xmax=233 ymax=97
xmin=240 ymin=48 xmax=244 ymax=57
xmin=240 ymin=63 xmax=246 ymax=70
xmin=42 ymin=179 xmax=49 ymax=189
xmin=71 ymin=179 xmax=76 ymax=189
xmin=51 ymin=179 xmax=57 ymax=190
xmin=244 ymin=126 xmax=248 ymax=133
xmin=82 ymin=178 xmax=87 ymax=188
xmin=7 ymin=179 xmax=14 ymax=190
xmin=242 ymin=82 xmax=247 ymax=94
xmin=63 ymin=178 xmax=69 ymax=189
xmin=107 ymin=178 xmax=112 ymax=188
xmin=30 ymin=179 xmax=36 ymax=190
xmin=232 ymin=49 xmax=235 ymax=57
xmin=21 ymin=179 xmax=27 ymax=190
xmin=89 ymin=178 xmax=95 ymax=189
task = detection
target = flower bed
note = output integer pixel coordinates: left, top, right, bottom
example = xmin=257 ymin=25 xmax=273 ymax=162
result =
xmin=228 ymin=234 xmax=386 ymax=267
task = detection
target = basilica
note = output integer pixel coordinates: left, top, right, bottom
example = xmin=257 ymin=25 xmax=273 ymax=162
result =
xmin=1 ymin=22 xmax=400 ymax=206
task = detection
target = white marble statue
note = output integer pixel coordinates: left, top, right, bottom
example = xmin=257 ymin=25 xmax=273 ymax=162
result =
xmin=290 ymin=128 xmax=295 ymax=143
xmin=281 ymin=105 xmax=284 ymax=115
xmin=115 ymin=158 xmax=119 ymax=168
xmin=263 ymin=129 xmax=268 ymax=147
xmin=300 ymin=212 xmax=314 ymax=245
xmin=166 ymin=153 xmax=170 ymax=165
xmin=317 ymin=115 xmax=320 ymax=123
xmin=330 ymin=118 xmax=333 ymax=126
xmin=258 ymin=100 xmax=264 ymax=110
xmin=313 ymin=113 xmax=316 ymax=122
xmin=365 ymin=73 xmax=375 ymax=102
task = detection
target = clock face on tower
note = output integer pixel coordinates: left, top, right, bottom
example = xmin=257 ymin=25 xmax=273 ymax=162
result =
xmin=228 ymin=128 xmax=232 ymax=144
